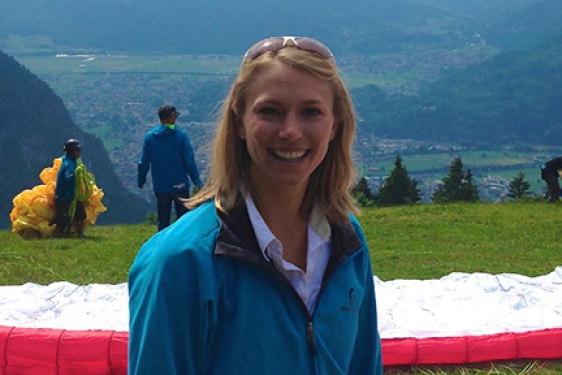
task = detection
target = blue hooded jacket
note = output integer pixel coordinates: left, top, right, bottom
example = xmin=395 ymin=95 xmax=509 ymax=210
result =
xmin=137 ymin=125 xmax=203 ymax=194
xmin=128 ymin=201 xmax=383 ymax=375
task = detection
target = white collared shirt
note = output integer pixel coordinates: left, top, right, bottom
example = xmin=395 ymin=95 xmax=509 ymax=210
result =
xmin=245 ymin=194 xmax=332 ymax=315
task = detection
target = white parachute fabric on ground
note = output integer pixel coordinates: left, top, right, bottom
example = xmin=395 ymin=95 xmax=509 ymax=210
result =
xmin=376 ymin=266 xmax=562 ymax=339
xmin=0 ymin=267 xmax=561 ymax=337
xmin=0 ymin=282 xmax=128 ymax=331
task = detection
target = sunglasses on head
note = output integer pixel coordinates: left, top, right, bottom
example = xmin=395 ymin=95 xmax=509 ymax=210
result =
xmin=244 ymin=36 xmax=334 ymax=62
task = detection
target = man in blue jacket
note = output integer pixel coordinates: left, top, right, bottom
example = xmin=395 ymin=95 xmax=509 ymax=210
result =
xmin=138 ymin=104 xmax=204 ymax=231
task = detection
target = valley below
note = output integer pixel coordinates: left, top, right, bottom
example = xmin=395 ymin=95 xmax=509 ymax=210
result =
xmin=12 ymin=49 xmax=554 ymax=204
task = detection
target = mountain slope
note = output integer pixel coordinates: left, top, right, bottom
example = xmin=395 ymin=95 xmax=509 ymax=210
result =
xmin=483 ymin=0 xmax=562 ymax=51
xmin=352 ymin=32 xmax=562 ymax=147
xmin=0 ymin=51 xmax=151 ymax=229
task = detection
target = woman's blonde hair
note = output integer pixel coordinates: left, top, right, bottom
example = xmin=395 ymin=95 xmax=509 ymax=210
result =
xmin=187 ymin=45 xmax=358 ymax=224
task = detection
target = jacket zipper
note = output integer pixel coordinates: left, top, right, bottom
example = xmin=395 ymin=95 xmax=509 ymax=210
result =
xmin=239 ymin=253 xmax=320 ymax=356
xmin=258 ymin=261 xmax=319 ymax=356
xmin=270 ymin=269 xmax=319 ymax=356
xmin=306 ymin=249 xmax=362 ymax=358
xmin=306 ymin=321 xmax=318 ymax=355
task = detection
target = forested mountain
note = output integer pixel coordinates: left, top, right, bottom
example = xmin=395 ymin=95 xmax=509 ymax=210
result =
xmin=419 ymin=0 xmax=542 ymax=13
xmin=351 ymin=32 xmax=562 ymax=147
xmin=1 ymin=0 xmax=560 ymax=56
xmin=482 ymin=0 xmax=562 ymax=50
xmin=0 ymin=51 xmax=151 ymax=229
xmin=418 ymin=0 xmax=561 ymax=50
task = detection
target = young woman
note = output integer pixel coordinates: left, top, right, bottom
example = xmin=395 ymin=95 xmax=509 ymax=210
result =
xmin=128 ymin=36 xmax=383 ymax=375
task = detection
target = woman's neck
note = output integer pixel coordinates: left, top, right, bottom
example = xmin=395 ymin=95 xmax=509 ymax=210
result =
xmin=251 ymin=187 xmax=310 ymax=270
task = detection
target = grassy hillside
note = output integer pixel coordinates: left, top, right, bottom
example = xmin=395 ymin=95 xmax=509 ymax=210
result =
xmin=362 ymin=202 xmax=560 ymax=280
xmin=1 ymin=202 xmax=559 ymax=286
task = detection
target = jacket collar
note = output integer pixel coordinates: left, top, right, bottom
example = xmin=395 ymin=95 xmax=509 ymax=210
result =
xmin=214 ymin=201 xmax=364 ymax=281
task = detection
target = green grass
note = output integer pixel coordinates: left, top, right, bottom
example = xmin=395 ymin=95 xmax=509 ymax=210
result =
xmin=0 ymin=224 xmax=156 ymax=285
xmin=1 ymin=201 xmax=560 ymax=285
xmin=361 ymin=202 xmax=561 ymax=281
xmin=1 ymin=202 xmax=561 ymax=374
xmin=386 ymin=360 xmax=562 ymax=375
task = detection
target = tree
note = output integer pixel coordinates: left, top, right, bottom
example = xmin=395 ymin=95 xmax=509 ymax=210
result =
xmin=351 ymin=176 xmax=376 ymax=207
xmin=460 ymin=168 xmax=479 ymax=202
xmin=378 ymin=155 xmax=420 ymax=205
xmin=432 ymin=157 xmax=479 ymax=203
xmin=507 ymin=172 xmax=531 ymax=199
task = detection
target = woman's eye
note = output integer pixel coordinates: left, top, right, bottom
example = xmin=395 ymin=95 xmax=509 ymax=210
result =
xmin=257 ymin=107 xmax=280 ymax=116
xmin=303 ymin=108 xmax=321 ymax=117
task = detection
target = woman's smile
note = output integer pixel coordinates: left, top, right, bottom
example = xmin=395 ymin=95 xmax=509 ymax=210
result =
xmin=270 ymin=149 xmax=308 ymax=161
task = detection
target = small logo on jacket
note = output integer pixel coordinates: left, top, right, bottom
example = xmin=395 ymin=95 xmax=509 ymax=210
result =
xmin=340 ymin=288 xmax=358 ymax=312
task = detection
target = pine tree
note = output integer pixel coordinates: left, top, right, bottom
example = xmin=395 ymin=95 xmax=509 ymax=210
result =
xmin=378 ymin=155 xmax=420 ymax=205
xmin=507 ymin=172 xmax=531 ymax=199
xmin=432 ymin=157 xmax=479 ymax=203
xmin=461 ymin=168 xmax=479 ymax=202
xmin=351 ymin=176 xmax=375 ymax=207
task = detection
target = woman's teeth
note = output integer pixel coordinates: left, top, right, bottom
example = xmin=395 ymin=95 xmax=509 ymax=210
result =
xmin=273 ymin=150 xmax=306 ymax=160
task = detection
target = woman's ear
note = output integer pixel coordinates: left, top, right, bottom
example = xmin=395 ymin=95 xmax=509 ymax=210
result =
xmin=329 ymin=119 xmax=341 ymax=141
xmin=232 ymin=112 xmax=246 ymax=140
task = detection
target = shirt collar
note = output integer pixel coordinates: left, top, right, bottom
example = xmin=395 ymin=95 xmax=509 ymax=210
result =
xmin=244 ymin=194 xmax=331 ymax=262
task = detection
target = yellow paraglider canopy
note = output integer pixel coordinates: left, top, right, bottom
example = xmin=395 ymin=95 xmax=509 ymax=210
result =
xmin=10 ymin=158 xmax=107 ymax=239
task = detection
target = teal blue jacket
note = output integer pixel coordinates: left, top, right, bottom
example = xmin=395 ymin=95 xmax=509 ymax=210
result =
xmin=137 ymin=125 xmax=203 ymax=194
xmin=55 ymin=154 xmax=77 ymax=201
xmin=128 ymin=201 xmax=383 ymax=375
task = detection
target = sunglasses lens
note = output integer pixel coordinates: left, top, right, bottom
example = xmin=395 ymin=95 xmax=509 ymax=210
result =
xmin=294 ymin=38 xmax=333 ymax=60
xmin=244 ymin=37 xmax=333 ymax=61
xmin=244 ymin=38 xmax=284 ymax=61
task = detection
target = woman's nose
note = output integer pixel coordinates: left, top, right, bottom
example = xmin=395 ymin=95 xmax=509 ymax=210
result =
xmin=278 ymin=113 xmax=303 ymax=141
